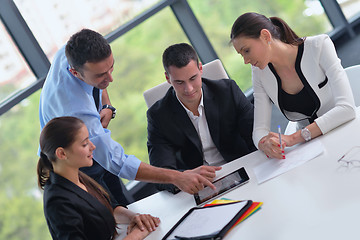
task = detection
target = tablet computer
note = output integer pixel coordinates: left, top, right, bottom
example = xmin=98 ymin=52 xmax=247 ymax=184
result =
xmin=194 ymin=167 xmax=249 ymax=206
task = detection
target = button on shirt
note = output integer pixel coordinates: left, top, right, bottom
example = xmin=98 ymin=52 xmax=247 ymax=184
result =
xmin=177 ymin=91 xmax=226 ymax=166
xmin=39 ymin=46 xmax=141 ymax=180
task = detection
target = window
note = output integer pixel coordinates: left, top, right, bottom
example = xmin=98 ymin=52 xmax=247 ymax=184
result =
xmin=304 ymin=0 xmax=333 ymax=32
xmin=0 ymin=21 xmax=36 ymax=102
xmin=0 ymin=91 xmax=51 ymax=239
xmin=14 ymin=0 xmax=162 ymax=61
xmin=337 ymin=0 xmax=360 ymax=21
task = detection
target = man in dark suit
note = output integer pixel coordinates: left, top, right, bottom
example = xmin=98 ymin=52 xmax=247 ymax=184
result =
xmin=147 ymin=43 xmax=256 ymax=193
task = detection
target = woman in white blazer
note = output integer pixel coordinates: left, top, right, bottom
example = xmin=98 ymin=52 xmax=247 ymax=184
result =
xmin=230 ymin=12 xmax=355 ymax=159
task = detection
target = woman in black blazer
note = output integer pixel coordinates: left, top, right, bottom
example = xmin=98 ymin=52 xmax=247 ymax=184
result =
xmin=37 ymin=117 xmax=160 ymax=240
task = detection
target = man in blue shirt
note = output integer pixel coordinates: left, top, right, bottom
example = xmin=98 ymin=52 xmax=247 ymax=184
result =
xmin=39 ymin=29 xmax=215 ymax=202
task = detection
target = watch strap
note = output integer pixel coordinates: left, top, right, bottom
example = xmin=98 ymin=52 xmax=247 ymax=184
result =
xmin=102 ymin=104 xmax=116 ymax=119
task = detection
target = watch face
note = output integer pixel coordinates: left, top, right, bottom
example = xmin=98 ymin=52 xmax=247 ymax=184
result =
xmin=301 ymin=128 xmax=311 ymax=141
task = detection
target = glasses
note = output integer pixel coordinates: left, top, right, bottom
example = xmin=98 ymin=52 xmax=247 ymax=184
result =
xmin=338 ymin=146 xmax=360 ymax=168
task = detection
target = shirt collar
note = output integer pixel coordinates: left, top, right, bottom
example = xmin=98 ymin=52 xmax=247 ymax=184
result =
xmin=176 ymin=89 xmax=203 ymax=119
xmin=67 ymin=66 xmax=94 ymax=95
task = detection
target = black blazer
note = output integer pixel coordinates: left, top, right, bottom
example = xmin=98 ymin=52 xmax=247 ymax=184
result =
xmin=147 ymin=78 xmax=256 ymax=193
xmin=43 ymin=172 xmax=116 ymax=240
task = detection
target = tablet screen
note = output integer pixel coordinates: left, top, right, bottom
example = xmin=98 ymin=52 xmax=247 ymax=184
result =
xmin=194 ymin=167 xmax=249 ymax=205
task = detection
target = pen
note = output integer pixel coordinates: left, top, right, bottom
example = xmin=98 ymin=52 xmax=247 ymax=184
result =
xmin=278 ymin=125 xmax=285 ymax=159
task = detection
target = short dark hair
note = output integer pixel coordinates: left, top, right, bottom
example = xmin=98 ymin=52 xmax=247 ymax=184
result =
xmin=230 ymin=12 xmax=304 ymax=46
xmin=162 ymin=43 xmax=199 ymax=74
xmin=65 ymin=29 xmax=111 ymax=71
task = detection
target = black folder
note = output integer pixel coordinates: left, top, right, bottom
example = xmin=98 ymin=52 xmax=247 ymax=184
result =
xmin=162 ymin=200 xmax=253 ymax=240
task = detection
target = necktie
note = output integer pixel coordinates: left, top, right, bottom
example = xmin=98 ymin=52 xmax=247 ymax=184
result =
xmin=92 ymin=87 xmax=100 ymax=110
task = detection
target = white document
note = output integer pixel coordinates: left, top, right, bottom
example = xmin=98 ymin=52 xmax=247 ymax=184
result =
xmin=165 ymin=201 xmax=248 ymax=239
xmin=254 ymin=139 xmax=324 ymax=184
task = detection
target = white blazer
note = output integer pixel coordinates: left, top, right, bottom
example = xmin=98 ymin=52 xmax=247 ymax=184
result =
xmin=252 ymin=34 xmax=355 ymax=148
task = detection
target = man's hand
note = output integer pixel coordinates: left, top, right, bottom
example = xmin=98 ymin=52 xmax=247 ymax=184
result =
xmin=99 ymin=108 xmax=113 ymax=128
xmin=135 ymin=162 xmax=220 ymax=195
xmin=185 ymin=165 xmax=222 ymax=182
xmin=173 ymin=171 xmax=217 ymax=194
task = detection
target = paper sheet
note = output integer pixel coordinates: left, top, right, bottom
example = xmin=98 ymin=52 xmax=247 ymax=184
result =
xmin=254 ymin=139 xmax=324 ymax=184
xmin=165 ymin=201 xmax=248 ymax=239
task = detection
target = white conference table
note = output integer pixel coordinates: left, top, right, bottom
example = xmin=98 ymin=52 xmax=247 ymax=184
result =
xmin=117 ymin=108 xmax=360 ymax=240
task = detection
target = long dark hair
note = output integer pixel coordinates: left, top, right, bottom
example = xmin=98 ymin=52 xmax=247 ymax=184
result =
xmin=230 ymin=12 xmax=304 ymax=46
xmin=37 ymin=117 xmax=114 ymax=215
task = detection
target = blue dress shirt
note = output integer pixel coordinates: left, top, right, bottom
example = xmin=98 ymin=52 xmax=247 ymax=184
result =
xmin=39 ymin=46 xmax=141 ymax=180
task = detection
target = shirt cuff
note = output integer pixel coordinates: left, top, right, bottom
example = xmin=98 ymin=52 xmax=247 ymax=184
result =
xmin=119 ymin=155 xmax=141 ymax=180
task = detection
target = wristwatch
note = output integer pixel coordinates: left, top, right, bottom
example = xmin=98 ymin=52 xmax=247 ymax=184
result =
xmin=301 ymin=127 xmax=311 ymax=142
xmin=102 ymin=104 xmax=116 ymax=119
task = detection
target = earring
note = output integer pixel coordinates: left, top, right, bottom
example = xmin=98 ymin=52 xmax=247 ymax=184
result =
xmin=268 ymin=41 xmax=271 ymax=45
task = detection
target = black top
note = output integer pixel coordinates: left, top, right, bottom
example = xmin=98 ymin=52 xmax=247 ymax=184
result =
xmin=280 ymin=87 xmax=316 ymax=116
xmin=268 ymin=42 xmax=321 ymax=123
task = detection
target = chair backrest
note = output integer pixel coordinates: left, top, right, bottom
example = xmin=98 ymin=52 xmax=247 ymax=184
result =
xmin=143 ymin=59 xmax=228 ymax=108
xmin=345 ymin=64 xmax=360 ymax=107
xmin=202 ymin=59 xmax=229 ymax=80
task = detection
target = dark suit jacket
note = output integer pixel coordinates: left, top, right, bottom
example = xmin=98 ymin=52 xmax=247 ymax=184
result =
xmin=43 ymin=171 xmax=116 ymax=240
xmin=147 ymin=78 xmax=256 ymax=193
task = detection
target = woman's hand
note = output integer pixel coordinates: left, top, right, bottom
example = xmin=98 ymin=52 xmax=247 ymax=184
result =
xmin=258 ymin=132 xmax=286 ymax=159
xmin=124 ymin=225 xmax=150 ymax=240
xmin=127 ymin=214 xmax=160 ymax=234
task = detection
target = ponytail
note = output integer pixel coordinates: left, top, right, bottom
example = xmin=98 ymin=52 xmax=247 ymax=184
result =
xmin=269 ymin=17 xmax=304 ymax=46
xmin=37 ymin=152 xmax=53 ymax=189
